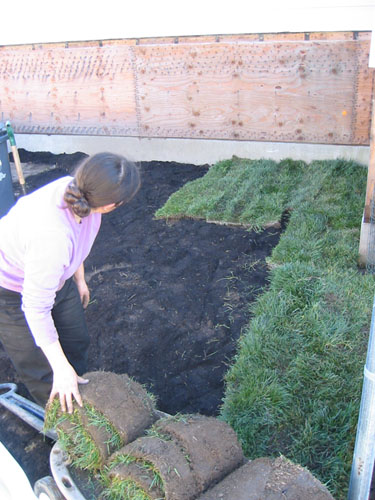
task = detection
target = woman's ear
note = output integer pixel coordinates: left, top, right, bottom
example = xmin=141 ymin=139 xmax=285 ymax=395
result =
xmin=91 ymin=203 xmax=117 ymax=214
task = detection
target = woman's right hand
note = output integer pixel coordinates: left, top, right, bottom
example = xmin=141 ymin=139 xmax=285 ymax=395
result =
xmin=41 ymin=339 xmax=89 ymax=413
xmin=49 ymin=364 xmax=89 ymax=413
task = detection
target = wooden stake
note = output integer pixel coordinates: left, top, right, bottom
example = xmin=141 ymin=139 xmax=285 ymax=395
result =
xmin=5 ymin=122 xmax=26 ymax=196
xmin=10 ymin=145 xmax=26 ymax=195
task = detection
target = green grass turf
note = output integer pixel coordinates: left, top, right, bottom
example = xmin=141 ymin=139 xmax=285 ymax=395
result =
xmin=156 ymin=157 xmax=373 ymax=498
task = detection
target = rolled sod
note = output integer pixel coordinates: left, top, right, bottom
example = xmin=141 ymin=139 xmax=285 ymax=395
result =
xmin=79 ymin=371 xmax=157 ymax=444
xmin=154 ymin=414 xmax=245 ymax=492
xmin=197 ymin=456 xmax=334 ymax=500
xmin=108 ymin=436 xmax=198 ymax=500
xmin=108 ymin=459 xmax=165 ymax=499
xmin=105 ymin=414 xmax=246 ymax=499
xmin=45 ymin=371 xmax=157 ymax=471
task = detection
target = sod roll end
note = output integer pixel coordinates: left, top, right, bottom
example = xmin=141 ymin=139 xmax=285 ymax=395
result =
xmin=197 ymin=456 xmax=334 ymax=500
xmin=44 ymin=370 xmax=157 ymax=472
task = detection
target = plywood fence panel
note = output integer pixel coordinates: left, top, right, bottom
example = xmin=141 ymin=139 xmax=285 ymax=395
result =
xmin=0 ymin=44 xmax=138 ymax=135
xmin=0 ymin=32 xmax=372 ymax=145
xmin=136 ymin=39 xmax=368 ymax=143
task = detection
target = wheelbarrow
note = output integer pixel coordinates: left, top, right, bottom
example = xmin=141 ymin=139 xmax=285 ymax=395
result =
xmin=0 ymin=382 xmax=169 ymax=499
xmin=0 ymin=382 xmax=92 ymax=500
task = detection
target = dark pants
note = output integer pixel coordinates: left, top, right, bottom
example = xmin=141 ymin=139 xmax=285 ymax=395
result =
xmin=0 ymin=278 xmax=90 ymax=406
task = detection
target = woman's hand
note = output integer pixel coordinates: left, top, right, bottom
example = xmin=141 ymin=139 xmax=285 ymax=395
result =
xmin=41 ymin=340 xmax=89 ymax=413
xmin=49 ymin=364 xmax=89 ymax=413
xmin=75 ymin=280 xmax=90 ymax=309
xmin=73 ymin=263 xmax=90 ymax=308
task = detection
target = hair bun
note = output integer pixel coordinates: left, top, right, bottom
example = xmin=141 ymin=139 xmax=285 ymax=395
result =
xmin=64 ymin=180 xmax=91 ymax=218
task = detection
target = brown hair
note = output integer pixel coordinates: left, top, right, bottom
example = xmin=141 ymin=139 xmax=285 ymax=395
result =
xmin=64 ymin=152 xmax=141 ymax=218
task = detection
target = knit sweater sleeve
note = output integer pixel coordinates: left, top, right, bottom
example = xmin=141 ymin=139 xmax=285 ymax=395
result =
xmin=21 ymin=230 xmax=72 ymax=348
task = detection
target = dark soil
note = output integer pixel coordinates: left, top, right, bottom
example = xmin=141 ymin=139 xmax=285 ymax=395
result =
xmin=0 ymin=151 xmax=283 ymax=489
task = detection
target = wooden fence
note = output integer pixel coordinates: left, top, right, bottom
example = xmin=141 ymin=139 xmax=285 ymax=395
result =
xmin=0 ymin=31 xmax=372 ymax=145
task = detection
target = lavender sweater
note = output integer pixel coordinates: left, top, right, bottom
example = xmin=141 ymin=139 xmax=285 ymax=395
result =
xmin=0 ymin=176 xmax=101 ymax=347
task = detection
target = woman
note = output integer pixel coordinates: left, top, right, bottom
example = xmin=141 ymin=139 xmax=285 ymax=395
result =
xmin=0 ymin=152 xmax=140 ymax=413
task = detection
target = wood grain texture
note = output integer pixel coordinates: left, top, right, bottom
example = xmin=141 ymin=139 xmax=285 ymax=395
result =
xmin=0 ymin=32 xmax=372 ymax=144
xmin=0 ymin=44 xmax=137 ymax=135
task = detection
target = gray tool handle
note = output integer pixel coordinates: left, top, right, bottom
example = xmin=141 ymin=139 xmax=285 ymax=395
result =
xmin=0 ymin=383 xmax=57 ymax=440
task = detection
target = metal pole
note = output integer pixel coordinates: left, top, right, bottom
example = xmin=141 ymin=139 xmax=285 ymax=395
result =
xmin=348 ymin=294 xmax=375 ymax=499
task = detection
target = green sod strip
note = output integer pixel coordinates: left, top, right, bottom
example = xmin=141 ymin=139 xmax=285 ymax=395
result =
xmin=155 ymin=158 xmax=306 ymax=230
xmin=102 ymin=454 xmax=164 ymax=500
xmin=156 ymin=157 xmax=372 ymax=499
xmin=58 ymin=423 xmax=102 ymax=472
xmin=44 ymin=399 xmax=123 ymax=472
xmin=103 ymin=477 xmax=154 ymax=500
xmin=43 ymin=397 xmax=61 ymax=432
xmin=84 ymin=403 xmax=123 ymax=453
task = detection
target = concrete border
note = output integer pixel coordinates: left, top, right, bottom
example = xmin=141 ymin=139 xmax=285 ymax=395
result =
xmin=13 ymin=134 xmax=370 ymax=166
